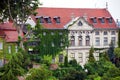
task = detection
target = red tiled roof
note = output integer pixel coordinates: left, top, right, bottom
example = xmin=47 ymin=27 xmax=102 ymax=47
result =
xmin=4 ymin=31 xmax=18 ymax=42
xmin=35 ymin=7 xmax=117 ymax=29
xmin=0 ymin=22 xmax=16 ymax=30
xmin=0 ymin=22 xmax=19 ymax=42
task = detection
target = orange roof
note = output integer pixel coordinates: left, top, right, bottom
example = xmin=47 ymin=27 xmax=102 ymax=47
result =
xmin=4 ymin=31 xmax=18 ymax=42
xmin=35 ymin=7 xmax=117 ymax=29
xmin=0 ymin=22 xmax=20 ymax=42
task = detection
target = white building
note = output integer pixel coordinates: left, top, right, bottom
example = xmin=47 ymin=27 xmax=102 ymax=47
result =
xmin=30 ymin=7 xmax=118 ymax=66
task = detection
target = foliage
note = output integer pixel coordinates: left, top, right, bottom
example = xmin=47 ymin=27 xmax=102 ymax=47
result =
xmin=33 ymin=22 xmax=69 ymax=57
xmin=108 ymin=41 xmax=115 ymax=61
xmin=53 ymin=67 xmax=86 ymax=80
xmin=64 ymin=55 xmax=68 ymax=67
xmin=69 ymin=59 xmax=78 ymax=67
xmin=25 ymin=67 xmax=52 ymax=80
xmin=102 ymin=67 xmax=120 ymax=80
xmin=0 ymin=49 xmax=31 ymax=80
xmin=118 ymin=29 xmax=120 ymax=48
xmin=114 ymin=48 xmax=120 ymax=67
xmin=0 ymin=52 xmax=25 ymax=80
xmin=88 ymin=47 xmax=95 ymax=62
xmin=85 ymin=53 xmax=116 ymax=79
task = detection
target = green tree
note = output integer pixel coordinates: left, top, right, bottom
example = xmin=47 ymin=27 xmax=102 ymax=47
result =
xmin=0 ymin=0 xmax=40 ymax=48
xmin=108 ymin=41 xmax=115 ymax=62
xmin=25 ymin=67 xmax=52 ymax=80
xmin=88 ymin=47 xmax=95 ymax=63
xmin=0 ymin=50 xmax=31 ymax=80
xmin=118 ymin=29 xmax=120 ymax=48
xmin=114 ymin=48 xmax=120 ymax=67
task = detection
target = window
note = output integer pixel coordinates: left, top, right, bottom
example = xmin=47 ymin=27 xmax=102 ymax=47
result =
xmin=104 ymin=31 xmax=108 ymax=35
xmin=44 ymin=17 xmax=51 ymax=23
xmin=54 ymin=17 xmax=60 ymax=23
xmin=95 ymin=53 xmax=99 ymax=61
xmin=95 ymin=31 xmax=99 ymax=35
xmin=78 ymin=36 xmax=82 ymax=46
xmin=95 ymin=37 xmax=100 ymax=46
xmin=8 ymin=46 xmax=11 ymax=54
xmin=71 ymin=53 xmax=75 ymax=58
xmin=52 ymin=57 xmax=55 ymax=63
xmin=78 ymin=53 xmax=83 ymax=62
xmin=104 ymin=37 xmax=108 ymax=46
xmin=86 ymin=52 xmax=89 ymax=62
xmin=99 ymin=18 xmax=105 ymax=23
xmin=107 ymin=17 xmax=112 ymax=23
xmin=0 ymin=42 xmax=3 ymax=50
xmin=91 ymin=17 xmax=97 ymax=23
xmin=70 ymin=36 xmax=75 ymax=46
xmin=111 ymin=31 xmax=115 ymax=35
xmin=111 ymin=37 xmax=116 ymax=45
xmin=51 ymin=42 xmax=54 ymax=47
xmin=86 ymin=36 xmax=90 ymax=46
xmin=78 ymin=21 xmax=83 ymax=26
xmin=39 ymin=17 xmax=44 ymax=23
xmin=59 ymin=54 xmax=63 ymax=62
xmin=15 ymin=46 xmax=18 ymax=53
xmin=43 ymin=32 xmax=46 ymax=36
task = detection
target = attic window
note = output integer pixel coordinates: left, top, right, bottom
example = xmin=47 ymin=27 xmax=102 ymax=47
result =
xmin=90 ymin=17 xmax=97 ymax=23
xmin=36 ymin=16 xmax=44 ymax=23
xmin=78 ymin=21 xmax=83 ymax=26
xmin=39 ymin=16 xmax=44 ymax=23
xmin=98 ymin=17 xmax=105 ymax=23
xmin=106 ymin=17 xmax=112 ymax=23
xmin=54 ymin=16 xmax=60 ymax=23
xmin=44 ymin=16 xmax=52 ymax=23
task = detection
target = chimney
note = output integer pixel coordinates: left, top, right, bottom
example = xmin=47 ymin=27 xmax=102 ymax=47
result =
xmin=83 ymin=13 xmax=87 ymax=21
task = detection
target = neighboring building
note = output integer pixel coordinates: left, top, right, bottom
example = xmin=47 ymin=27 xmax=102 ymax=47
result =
xmin=0 ymin=22 xmax=19 ymax=64
xmin=30 ymin=7 xmax=118 ymax=66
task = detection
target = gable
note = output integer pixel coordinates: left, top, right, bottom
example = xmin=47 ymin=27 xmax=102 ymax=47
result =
xmin=67 ymin=17 xmax=93 ymax=30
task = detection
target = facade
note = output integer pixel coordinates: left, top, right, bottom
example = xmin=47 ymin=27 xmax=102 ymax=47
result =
xmin=31 ymin=7 xmax=118 ymax=66
xmin=0 ymin=22 xmax=19 ymax=65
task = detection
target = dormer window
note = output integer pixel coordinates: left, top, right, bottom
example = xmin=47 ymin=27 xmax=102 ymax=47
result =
xmin=54 ymin=16 xmax=60 ymax=23
xmin=44 ymin=16 xmax=52 ymax=23
xmin=90 ymin=17 xmax=97 ymax=23
xmin=106 ymin=17 xmax=112 ymax=23
xmin=99 ymin=17 xmax=105 ymax=23
xmin=78 ymin=21 xmax=83 ymax=26
xmin=35 ymin=16 xmax=44 ymax=23
xmin=39 ymin=16 xmax=44 ymax=23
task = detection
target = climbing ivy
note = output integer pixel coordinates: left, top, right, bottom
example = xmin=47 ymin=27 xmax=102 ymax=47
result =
xmin=33 ymin=28 xmax=69 ymax=57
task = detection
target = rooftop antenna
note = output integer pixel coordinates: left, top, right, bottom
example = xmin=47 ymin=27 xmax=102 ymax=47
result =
xmin=106 ymin=2 xmax=108 ymax=10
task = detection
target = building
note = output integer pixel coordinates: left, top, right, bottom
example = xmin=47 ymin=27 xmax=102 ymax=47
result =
xmin=0 ymin=22 xmax=19 ymax=65
xmin=30 ymin=7 xmax=118 ymax=66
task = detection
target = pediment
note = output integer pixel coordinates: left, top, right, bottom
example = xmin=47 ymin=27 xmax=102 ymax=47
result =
xmin=67 ymin=17 xmax=93 ymax=30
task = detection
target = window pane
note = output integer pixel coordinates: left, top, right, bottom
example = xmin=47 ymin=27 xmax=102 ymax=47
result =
xmin=111 ymin=31 xmax=115 ymax=35
xmin=0 ymin=42 xmax=3 ymax=49
xmin=111 ymin=37 xmax=116 ymax=45
xmin=59 ymin=54 xmax=63 ymax=62
xmin=95 ymin=31 xmax=99 ymax=35
xmin=78 ymin=53 xmax=83 ymax=63
xmin=104 ymin=37 xmax=108 ymax=46
xmin=95 ymin=37 xmax=100 ymax=46
xmin=71 ymin=53 xmax=75 ymax=58
xmin=104 ymin=31 xmax=107 ymax=35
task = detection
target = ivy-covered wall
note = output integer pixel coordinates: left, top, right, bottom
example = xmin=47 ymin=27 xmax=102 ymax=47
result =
xmin=27 ymin=28 xmax=69 ymax=63
xmin=34 ymin=29 xmax=69 ymax=57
